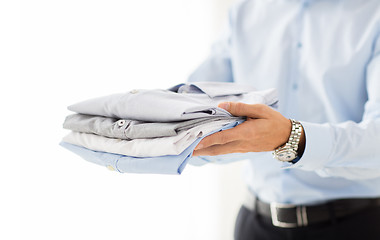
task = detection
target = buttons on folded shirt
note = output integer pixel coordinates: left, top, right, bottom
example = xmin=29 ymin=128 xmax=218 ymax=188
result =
xmin=130 ymin=89 xmax=139 ymax=94
xmin=106 ymin=165 xmax=115 ymax=171
xmin=117 ymin=120 xmax=126 ymax=127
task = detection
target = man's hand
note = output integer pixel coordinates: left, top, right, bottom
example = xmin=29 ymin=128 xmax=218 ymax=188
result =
xmin=193 ymin=102 xmax=303 ymax=156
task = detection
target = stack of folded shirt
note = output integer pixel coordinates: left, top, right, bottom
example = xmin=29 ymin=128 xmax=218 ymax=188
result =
xmin=60 ymin=82 xmax=278 ymax=174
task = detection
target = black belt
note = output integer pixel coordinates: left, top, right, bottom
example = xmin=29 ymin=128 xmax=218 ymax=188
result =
xmin=245 ymin=196 xmax=380 ymax=228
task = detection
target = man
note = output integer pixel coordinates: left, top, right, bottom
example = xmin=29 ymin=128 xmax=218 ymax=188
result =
xmin=189 ymin=0 xmax=380 ymax=239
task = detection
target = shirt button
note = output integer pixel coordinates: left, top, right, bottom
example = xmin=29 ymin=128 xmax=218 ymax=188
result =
xmin=130 ymin=89 xmax=139 ymax=94
xmin=106 ymin=165 xmax=115 ymax=171
xmin=117 ymin=120 xmax=126 ymax=127
xmin=292 ymin=83 xmax=298 ymax=90
xmin=297 ymin=42 xmax=303 ymax=49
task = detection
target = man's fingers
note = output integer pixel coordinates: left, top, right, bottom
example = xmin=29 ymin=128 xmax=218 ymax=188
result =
xmin=219 ymin=102 xmax=271 ymax=119
xmin=194 ymin=127 xmax=241 ymax=150
xmin=193 ymin=141 xmax=243 ymax=156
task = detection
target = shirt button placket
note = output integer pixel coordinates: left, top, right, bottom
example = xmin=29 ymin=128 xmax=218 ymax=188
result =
xmin=286 ymin=0 xmax=308 ymax=117
xmin=292 ymin=2 xmax=307 ymax=92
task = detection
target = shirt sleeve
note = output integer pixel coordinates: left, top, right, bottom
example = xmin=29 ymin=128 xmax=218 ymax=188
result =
xmin=288 ymin=34 xmax=380 ymax=180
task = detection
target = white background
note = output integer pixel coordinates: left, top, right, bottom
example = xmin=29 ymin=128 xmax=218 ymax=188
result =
xmin=2 ymin=0 xmax=248 ymax=239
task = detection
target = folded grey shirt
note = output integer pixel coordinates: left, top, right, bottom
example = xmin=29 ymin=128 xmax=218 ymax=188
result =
xmin=67 ymin=82 xmax=278 ymax=122
xmin=63 ymin=114 xmax=243 ymax=140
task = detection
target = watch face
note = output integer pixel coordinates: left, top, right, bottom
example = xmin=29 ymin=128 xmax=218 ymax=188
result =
xmin=275 ymin=149 xmax=297 ymax=162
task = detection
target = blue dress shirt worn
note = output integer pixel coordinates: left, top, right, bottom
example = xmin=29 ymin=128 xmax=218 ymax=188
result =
xmin=188 ymin=0 xmax=380 ymax=204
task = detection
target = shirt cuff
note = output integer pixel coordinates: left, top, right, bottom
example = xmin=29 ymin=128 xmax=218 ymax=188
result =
xmin=285 ymin=121 xmax=334 ymax=171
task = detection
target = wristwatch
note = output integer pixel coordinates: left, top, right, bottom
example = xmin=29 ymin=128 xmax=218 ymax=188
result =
xmin=273 ymin=119 xmax=302 ymax=162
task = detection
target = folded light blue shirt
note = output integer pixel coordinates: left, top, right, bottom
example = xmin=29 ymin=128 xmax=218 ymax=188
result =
xmin=60 ymin=120 xmax=243 ymax=175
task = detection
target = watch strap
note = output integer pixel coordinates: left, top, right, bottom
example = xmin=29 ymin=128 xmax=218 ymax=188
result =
xmin=273 ymin=119 xmax=302 ymax=162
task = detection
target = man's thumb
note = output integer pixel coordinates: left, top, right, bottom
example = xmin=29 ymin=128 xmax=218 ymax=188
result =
xmin=218 ymin=102 xmax=269 ymax=119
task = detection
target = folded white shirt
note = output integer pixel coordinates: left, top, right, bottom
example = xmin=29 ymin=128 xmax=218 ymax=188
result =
xmin=62 ymin=118 xmax=242 ymax=157
xmin=59 ymin=119 xmax=245 ymax=174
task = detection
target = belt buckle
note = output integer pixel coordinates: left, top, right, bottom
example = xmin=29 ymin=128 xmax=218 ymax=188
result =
xmin=270 ymin=202 xmax=308 ymax=228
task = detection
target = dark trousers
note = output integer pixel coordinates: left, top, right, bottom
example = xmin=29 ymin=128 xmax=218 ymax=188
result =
xmin=234 ymin=205 xmax=380 ymax=240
